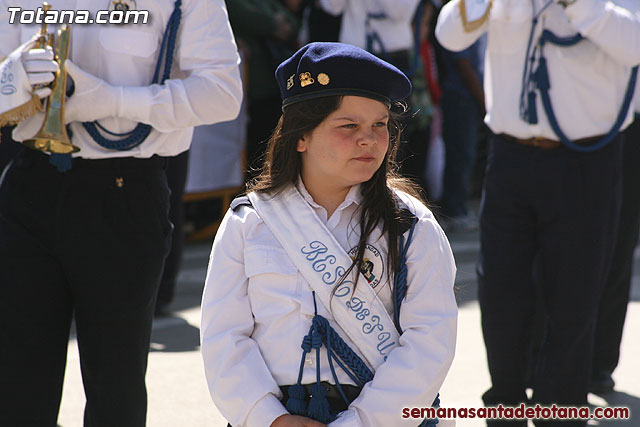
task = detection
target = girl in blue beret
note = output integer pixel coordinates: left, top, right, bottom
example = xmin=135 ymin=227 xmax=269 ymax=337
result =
xmin=201 ymin=42 xmax=458 ymax=427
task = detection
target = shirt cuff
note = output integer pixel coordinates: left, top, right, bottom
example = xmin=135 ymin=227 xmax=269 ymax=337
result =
xmin=244 ymin=393 xmax=288 ymax=427
xmin=118 ymin=85 xmax=151 ymax=124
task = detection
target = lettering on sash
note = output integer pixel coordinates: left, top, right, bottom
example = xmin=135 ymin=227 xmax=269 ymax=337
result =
xmin=1 ymin=59 xmax=17 ymax=96
xmin=300 ymin=240 xmax=397 ymax=359
xmin=249 ymin=186 xmax=401 ymax=368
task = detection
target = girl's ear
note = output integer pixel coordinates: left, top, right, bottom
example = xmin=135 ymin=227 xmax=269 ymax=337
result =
xmin=297 ymin=135 xmax=307 ymax=153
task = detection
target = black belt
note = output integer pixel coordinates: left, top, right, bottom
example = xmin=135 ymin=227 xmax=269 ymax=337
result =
xmin=500 ymin=133 xmax=606 ymax=150
xmin=226 ymin=382 xmax=431 ymax=426
xmin=19 ymin=147 xmax=168 ymax=171
xmin=279 ymin=382 xmax=361 ymax=413
xmin=226 ymin=382 xmax=360 ymax=427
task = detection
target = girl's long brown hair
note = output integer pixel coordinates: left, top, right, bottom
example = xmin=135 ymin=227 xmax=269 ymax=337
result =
xmin=248 ymin=95 xmax=424 ymax=289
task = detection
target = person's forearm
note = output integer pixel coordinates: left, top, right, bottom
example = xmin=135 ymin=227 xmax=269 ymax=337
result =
xmin=435 ymin=0 xmax=489 ymax=52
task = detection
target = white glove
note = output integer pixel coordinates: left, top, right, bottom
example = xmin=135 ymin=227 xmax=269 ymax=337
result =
xmin=64 ymin=59 xmax=123 ymax=124
xmin=12 ymin=110 xmax=44 ymax=142
xmin=12 ymin=45 xmax=58 ymax=140
xmin=21 ymin=45 xmax=58 ymax=99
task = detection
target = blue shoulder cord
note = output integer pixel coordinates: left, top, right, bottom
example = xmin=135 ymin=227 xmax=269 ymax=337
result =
xmin=518 ymin=0 xmax=554 ymax=124
xmin=519 ymin=0 xmax=638 ymax=153
xmin=49 ymin=0 xmax=182 ymax=172
xmin=83 ymin=0 xmax=182 ymax=150
xmin=286 ymin=218 xmax=439 ymax=426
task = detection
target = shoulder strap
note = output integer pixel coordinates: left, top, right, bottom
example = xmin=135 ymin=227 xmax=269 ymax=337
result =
xmin=230 ymin=195 xmax=252 ymax=212
xmin=397 ymin=208 xmax=416 ymax=235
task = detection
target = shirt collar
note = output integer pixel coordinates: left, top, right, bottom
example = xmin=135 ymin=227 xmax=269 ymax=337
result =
xmin=296 ymin=177 xmax=362 ymax=212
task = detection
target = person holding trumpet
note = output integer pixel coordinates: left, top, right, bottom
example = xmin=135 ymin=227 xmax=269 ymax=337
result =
xmin=0 ymin=1 xmax=242 ymax=426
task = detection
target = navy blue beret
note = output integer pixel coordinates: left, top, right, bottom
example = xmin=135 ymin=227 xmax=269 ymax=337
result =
xmin=276 ymin=42 xmax=412 ymax=109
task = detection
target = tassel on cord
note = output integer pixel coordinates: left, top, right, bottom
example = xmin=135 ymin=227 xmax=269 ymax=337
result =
xmin=0 ymin=95 xmax=43 ymax=127
xmin=286 ymin=383 xmax=307 ymax=416
xmin=307 ymin=382 xmax=333 ymax=424
xmin=307 ymin=327 xmax=334 ymax=424
xmin=286 ymin=330 xmax=312 ymax=416
xmin=534 ymin=57 xmax=550 ymax=91
xmin=49 ymin=153 xmax=72 ymax=172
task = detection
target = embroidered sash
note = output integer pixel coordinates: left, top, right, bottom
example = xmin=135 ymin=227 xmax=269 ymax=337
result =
xmin=0 ymin=40 xmax=42 ymax=127
xmin=248 ymin=186 xmax=400 ymax=370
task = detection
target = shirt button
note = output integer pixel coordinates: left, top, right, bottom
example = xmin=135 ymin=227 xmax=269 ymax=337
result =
xmin=305 ymin=356 xmax=313 ymax=365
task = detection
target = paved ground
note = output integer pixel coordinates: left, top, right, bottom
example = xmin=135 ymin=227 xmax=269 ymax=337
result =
xmin=57 ymin=228 xmax=640 ymax=426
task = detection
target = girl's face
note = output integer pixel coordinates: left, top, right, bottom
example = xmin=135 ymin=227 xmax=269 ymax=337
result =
xmin=297 ymin=95 xmax=390 ymax=193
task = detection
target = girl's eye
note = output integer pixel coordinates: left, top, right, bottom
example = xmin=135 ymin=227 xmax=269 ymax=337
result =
xmin=342 ymin=123 xmax=357 ymax=129
xmin=373 ymin=121 xmax=388 ymax=128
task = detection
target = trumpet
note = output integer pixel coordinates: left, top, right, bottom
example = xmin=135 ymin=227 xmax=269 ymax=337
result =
xmin=23 ymin=2 xmax=79 ymax=154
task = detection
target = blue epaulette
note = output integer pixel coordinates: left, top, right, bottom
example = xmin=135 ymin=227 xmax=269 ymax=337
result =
xmin=398 ymin=208 xmax=417 ymax=235
xmin=230 ymin=195 xmax=252 ymax=212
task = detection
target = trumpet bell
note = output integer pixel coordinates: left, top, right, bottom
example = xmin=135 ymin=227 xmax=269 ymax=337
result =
xmin=24 ymin=23 xmax=80 ymax=155
xmin=23 ymin=132 xmax=79 ymax=154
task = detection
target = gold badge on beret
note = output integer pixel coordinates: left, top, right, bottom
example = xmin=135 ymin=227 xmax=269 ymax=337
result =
xmin=286 ymin=74 xmax=295 ymax=90
xmin=299 ymin=72 xmax=314 ymax=87
xmin=317 ymin=73 xmax=330 ymax=86
xmin=109 ymin=0 xmax=137 ymax=12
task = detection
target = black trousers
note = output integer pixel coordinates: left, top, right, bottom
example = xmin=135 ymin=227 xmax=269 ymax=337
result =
xmin=593 ymin=118 xmax=640 ymax=376
xmin=156 ymin=150 xmax=189 ymax=307
xmin=478 ymin=134 xmax=622 ymax=426
xmin=0 ymin=149 xmax=172 ymax=427
xmin=0 ymin=125 xmax=24 ymax=173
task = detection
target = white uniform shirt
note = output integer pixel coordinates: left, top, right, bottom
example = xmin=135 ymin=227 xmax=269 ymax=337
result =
xmin=200 ymin=182 xmax=458 ymax=427
xmin=0 ymin=0 xmax=242 ymax=158
xmin=435 ymin=0 xmax=640 ymax=140
xmin=320 ymin=0 xmax=420 ymax=54
xmin=626 ymin=0 xmax=640 ymax=114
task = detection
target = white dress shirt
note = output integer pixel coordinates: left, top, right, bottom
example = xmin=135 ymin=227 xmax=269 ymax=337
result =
xmin=200 ymin=181 xmax=458 ymax=427
xmin=625 ymin=0 xmax=640 ymax=114
xmin=320 ymin=0 xmax=420 ymax=54
xmin=435 ymin=0 xmax=640 ymax=140
xmin=0 ymin=0 xmax=242 ymax=158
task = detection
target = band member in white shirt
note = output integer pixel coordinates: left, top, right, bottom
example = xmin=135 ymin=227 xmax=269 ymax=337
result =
xmin=0 ymin=0 xmax=242 ymax=425
xmin=200 ymin=42 xmax=458 ymax=427
xmin=436 ymin=1 xmax=640 ymax=424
